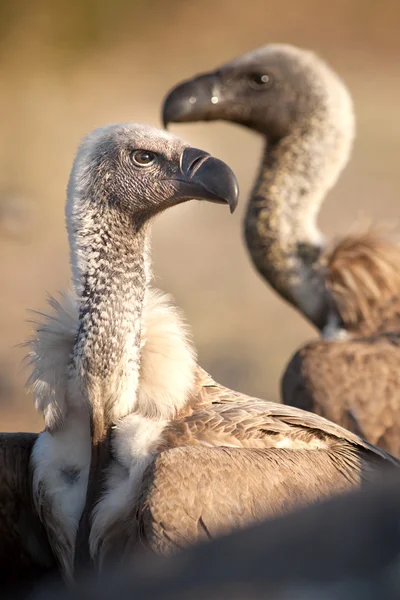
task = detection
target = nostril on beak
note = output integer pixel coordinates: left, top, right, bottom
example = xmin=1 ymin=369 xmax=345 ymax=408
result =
xmin=181 ymin=147 xmax=211 ymax=177
xmin=187 ymin=155 xmax=208 ymax=176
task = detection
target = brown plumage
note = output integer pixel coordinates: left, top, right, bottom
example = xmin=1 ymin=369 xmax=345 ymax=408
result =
xmin=33 ymin=293 xmax=399 ymax=569
xmin=162 ymin=44 xmax=400 ymax=454
xmin=282 ymin=229 xmax=400 ymax=453
xmin=94 ymin=367 xmax=398 ymax=563
xmin=324 ymin=229 xmax=400 ymax=336
xmin=27 ymin=123 xmax=399 ymax=578
xmin=0 ymin=433 xmax=57 ymax=596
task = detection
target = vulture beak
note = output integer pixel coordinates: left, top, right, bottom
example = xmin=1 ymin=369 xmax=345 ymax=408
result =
xmin=172 ymin=147 xmax=239 ymax=213
xmin=162 ymin=73 xmax=220 ymax=128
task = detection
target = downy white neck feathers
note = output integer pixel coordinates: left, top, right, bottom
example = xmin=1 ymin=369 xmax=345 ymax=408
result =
xmin=26 ymin=286 xmax=197 ymax=578
xmin=27 ymin=287 xmax=197 ymax=429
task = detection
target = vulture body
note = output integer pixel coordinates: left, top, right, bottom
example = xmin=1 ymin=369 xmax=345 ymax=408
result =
xmin=162 ymin=43 xmax=400 ymax=454
xmin=26 ymin=123 xmax=399 ymax=579
xmin=0 ymin=433 xmax=57 ymax=597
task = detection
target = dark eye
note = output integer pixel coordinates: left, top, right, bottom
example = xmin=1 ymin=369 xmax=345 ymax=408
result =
xmin=248 ymin=73 xmax=272 ymax=89
xmin=131 ymin=150 xmax=157 ymax=167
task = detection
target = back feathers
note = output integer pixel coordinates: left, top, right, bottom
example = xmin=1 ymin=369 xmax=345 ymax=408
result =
xmin=324 ymin=228 xmax=400 ymax=335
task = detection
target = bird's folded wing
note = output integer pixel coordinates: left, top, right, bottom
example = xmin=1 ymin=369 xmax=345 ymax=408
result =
xmin=0 ymin=432 xmax=56 ymax=589
xmin=194 ymin=371 xmax=399 ymax=464
xmin=134 ymin=441 xmax=390 ymax=556
xmin=282 ymin=335 xmax=400 ymax=455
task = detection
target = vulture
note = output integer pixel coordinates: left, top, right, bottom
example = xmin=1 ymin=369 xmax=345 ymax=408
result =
xmin=25 ymin=123 xmax=399 ymax=582
xmin=162 ymin=43 xmax=400 ymax=455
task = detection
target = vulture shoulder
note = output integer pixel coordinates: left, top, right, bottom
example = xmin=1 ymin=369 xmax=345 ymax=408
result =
xmin=97 ymin=374 xmax=398 ymax=561
xmin=0 ymin=433 xmax=56 ymax=592
xmin=282 ymin=333 xmax=400 ymax=455
xmin=136 ymin=444 xmax=359 ymax=555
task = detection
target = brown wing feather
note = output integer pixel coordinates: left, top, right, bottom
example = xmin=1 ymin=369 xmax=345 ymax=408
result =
xmin=98 ymin=376 xmax=397 ymax=561
xmin=193 ymin=375 xmax=398 ymax=463
xmin=92 ymin=367 xmax=397 ymax=564
xmin=282 ymin=334 xmax=400 ymax=456
xmin=0 ymin=433 xmax=56 ymax=593
xmin=135 ymin=442 xmax=391 ymax=556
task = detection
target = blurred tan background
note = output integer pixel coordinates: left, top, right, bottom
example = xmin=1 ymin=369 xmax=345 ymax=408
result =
xmin=0 ymin=0 xmax=399 ymax=431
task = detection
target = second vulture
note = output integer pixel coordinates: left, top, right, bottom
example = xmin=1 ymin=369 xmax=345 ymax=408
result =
xmin=26 ymin=123 xmax=399 ymax=583
xmin=162 ymin=43 xmax=400 ymax=455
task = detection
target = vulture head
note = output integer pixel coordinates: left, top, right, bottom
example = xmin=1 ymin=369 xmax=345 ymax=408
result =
xmin=66 ymin=123 xmax=239 ymax=292
xmin=162 ymin=46 xmax=355 ymax=330
xmin=162 ymin=44 xmax=354 ymax=143
xmin=67 ymin=123 xmax=239 ymax=225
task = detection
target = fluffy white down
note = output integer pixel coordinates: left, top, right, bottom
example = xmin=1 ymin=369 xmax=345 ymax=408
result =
xmin=26 ymin=293 xmax=79 ymax=430
xmin=27 ymin=286 xmax=197 ymax=428
xmin=26 ymin=286 xmax=197 ymax=573
xmin=31 ymin=409 xmax=91 ymax=580
xmin=137 ymin=287 xmax=197 ymax=419
xmin=89 ymin=414 xmax=167 ymax=562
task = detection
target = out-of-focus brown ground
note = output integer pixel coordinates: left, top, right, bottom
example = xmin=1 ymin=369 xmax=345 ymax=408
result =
xmin=0 ymin=0 xmax=399 ymax=432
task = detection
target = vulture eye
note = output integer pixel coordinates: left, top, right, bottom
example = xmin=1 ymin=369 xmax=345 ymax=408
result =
xmin=248 ymin=73 xmax=272 ymax=89
xmin=131 ymin=150 xmax=157 ymax=167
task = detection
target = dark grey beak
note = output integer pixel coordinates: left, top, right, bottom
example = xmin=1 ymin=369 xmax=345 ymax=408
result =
xmin=173 ymin=147 xmax=239 ymax=213
xmin=162 ymin=74 xmax=219 ymax=128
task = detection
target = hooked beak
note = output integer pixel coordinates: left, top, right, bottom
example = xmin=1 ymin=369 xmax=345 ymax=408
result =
xmin=162 ymin=73 xmax=220 ymax=128
xmin=172 ymin=146 xmax=239 ymax=214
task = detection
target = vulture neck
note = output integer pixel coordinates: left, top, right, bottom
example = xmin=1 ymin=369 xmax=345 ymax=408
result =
xmin=68 ymin=196 xmax=151 ymax=573
xmin=70 ymin=212 xmax=150 ymax=439
xmin=244 ymin=86 xmax=354 ymax=331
